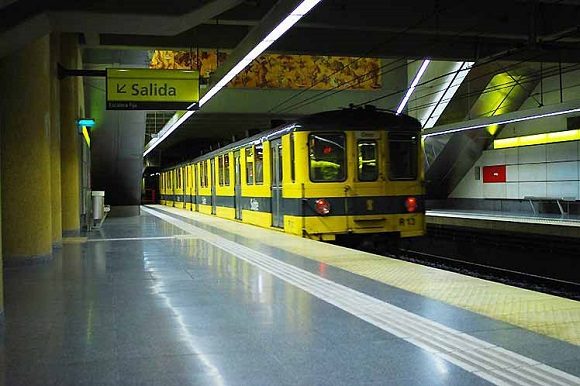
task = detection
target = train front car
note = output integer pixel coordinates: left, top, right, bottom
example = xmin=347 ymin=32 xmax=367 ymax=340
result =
xmin=284 ymin=108 xmax=425 ymax=244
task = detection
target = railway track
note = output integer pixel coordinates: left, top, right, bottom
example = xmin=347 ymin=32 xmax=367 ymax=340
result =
xmin=395 ymin=247 xmax=580 ymax=301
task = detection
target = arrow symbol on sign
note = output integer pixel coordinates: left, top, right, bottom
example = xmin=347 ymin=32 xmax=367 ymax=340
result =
xmin=116 ymin=84 xmax=126 ymax=94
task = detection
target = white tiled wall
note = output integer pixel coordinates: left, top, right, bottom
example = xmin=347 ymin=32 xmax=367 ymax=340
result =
xmin=518 ymin=181 xmax=548 ymax=197
xmin=450 ymin=67 xmax=580 ymax=200
xmin=518 ymin=145 xmax=546 ymax=164
xmin=547 ymin=181 xmax=578 ymax=198
xmin=506 ymin=183 xmax=519 ymax=199
xmin=547 ymin=161 xmax=577 ymax=180
xmin=519 ymin=163 xmax=546 ymax=182
xmin=451 ymin=141 xmax=580 ymax=199
xmin=547 ymin=142 xmax=577 ymax=162
xmin=506 ymin=165 xmax=518 ymax=181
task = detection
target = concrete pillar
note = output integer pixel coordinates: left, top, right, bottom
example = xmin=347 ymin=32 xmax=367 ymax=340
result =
xmin=60 ymin=34 xmax=81 ymax=234
xmin=50 ymin=34 xmax=62 ymax=246
xmin=0 ymin=35 xmax=53 ymax=264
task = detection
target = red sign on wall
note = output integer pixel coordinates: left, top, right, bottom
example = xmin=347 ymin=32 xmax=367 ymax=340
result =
xmin=483 ymin=165 xmax=506 ymax=183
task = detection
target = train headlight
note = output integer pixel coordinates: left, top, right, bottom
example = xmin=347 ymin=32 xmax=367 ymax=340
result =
xmin=405 ymin=196 xmax=417 ymax=213
xmin=315 ymin=199 xmax=331 ymax=215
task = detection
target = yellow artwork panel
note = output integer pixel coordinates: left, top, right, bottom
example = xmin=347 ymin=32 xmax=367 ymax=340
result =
xmin=149 ymin=50 xmax=381 ymax=90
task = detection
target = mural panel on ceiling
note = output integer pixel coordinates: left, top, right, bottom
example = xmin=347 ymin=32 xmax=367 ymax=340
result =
xmin=149 ymin=50 xmax=381 ymax=90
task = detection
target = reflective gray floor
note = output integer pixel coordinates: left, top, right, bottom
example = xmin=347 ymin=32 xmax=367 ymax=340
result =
xmin=0 ymin=214 xmax=497 ymax=385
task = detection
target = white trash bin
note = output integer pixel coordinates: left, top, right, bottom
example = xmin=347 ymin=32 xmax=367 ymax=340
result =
xmin=91 ymin=191 xmax=105 ymax=221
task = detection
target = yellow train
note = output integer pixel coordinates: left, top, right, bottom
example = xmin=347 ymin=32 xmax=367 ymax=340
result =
xmin=159 ymin=107 xmax=425 ymax=244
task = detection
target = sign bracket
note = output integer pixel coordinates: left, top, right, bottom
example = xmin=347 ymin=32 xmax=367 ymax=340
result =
xmin=58 ymin=64 xmax=106 ymax=79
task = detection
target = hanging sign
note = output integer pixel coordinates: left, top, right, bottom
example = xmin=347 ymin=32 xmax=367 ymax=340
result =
xmin=106 ymin=69 xmax=199 ymax=110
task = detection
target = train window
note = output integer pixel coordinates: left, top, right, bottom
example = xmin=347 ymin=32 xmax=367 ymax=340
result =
xmin=197 ymin=166 xmax=200 ymax=188
xmin=388 ymin=132 xmax=418 ymax=180
xmin=357 ymin=141 xmax=378 ymax=181
xmin=290 ymin=134 xmax=295 ymax=183
xmin=218 ymin=156 xmax=224 ymax=186
xmin=206 ymin=162 xmax=209 ymax=187
xmin=279 ymin=144 xmax=283 ymax=182
xmin=246 ymin=147 xmax=254 ymax=185
xmin=224 ymin=154 xmax=230 ymax=186
xmin=198 ymin=165 xmax=202 ymax=187
xmin=309 ymin=133 xmax=346 ymax=182
xmin=255 ymin=145 xmax=264 ymax=184
xmin=202 ymin=161 xmax=208 ymax=187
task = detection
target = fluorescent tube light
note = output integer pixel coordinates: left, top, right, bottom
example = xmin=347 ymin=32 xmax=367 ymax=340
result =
xmin=396 ymin=59 xmax=430 ymax=115
xmin=423 ymin=61 xmax=473 ymax=129
xmin=77 ymin=118 xmax=95 ymax=128
xmin=423 ymin=106 xmax=580 ymax=138
xmin=144 ymin=0 xmax=323 ymax=156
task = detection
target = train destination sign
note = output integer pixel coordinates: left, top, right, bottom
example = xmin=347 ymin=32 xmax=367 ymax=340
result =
xmin=106 ymin=69 xmax=199 ymax=110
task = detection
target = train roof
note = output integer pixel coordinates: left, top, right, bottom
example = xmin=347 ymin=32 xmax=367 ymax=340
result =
xmin=162 ymin=108 xmax=421 ymax=169
xmin=295 ymin=108 xmax=421 ymax=131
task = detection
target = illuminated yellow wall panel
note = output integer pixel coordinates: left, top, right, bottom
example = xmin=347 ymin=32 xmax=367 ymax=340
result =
xmin=495 ymin=129 xmax=580 ymax=149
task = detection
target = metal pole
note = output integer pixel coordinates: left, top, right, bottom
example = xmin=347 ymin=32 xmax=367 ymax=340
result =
xmin=58 ymin=64 xmax=106 ymax=79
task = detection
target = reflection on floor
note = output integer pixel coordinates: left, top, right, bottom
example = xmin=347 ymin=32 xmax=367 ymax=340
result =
xmin=0 ymin=211 xmax=579 ymax=385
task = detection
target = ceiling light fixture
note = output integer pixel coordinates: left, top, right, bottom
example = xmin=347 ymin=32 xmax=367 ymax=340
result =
xmin=422 ymin=106 xmax=580 ymax=138
xmin=144 ymin=0 xmax=323 ymax=157
xmin=422 ymin=61 xmax=473 ymax=129
xmin=396 ymin=59 xmax=430 ymax=115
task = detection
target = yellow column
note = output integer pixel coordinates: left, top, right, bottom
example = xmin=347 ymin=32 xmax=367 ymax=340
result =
xmin=60 ymin=34 xmax=81 ymax=234
xmin=50 ymin=34 xmax=62 ymax=246
xmin=0 ymin=35 xmax=53 ymax=264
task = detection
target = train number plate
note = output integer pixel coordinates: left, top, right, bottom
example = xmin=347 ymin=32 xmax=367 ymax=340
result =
xmin=398 ymin=217 xmax=416 ymax=226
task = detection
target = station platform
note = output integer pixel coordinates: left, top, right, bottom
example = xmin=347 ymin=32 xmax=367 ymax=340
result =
xmin=427 ymin=209 xmax=580 ymax=239
xmin=1 ymin=205 xmax=579 ymax=385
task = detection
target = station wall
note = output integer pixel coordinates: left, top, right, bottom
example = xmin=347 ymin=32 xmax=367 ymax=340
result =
xmin=85 ymin=54 xmax=148 ymax=215
xmin=451 ymin=67 xmax=580 ymax=200
xmin=450 ymin=142 xmax=580 ymax=200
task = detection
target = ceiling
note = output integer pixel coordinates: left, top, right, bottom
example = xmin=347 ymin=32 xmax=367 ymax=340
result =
xmin=3 ymin=0 xmax=580 ymax=165
xmin=4 ymin=0 xmax=580 ymax=60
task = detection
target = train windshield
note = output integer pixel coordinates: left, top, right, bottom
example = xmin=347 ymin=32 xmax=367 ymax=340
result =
xmin=357 ymin=140 xmax=378 ymax=181
xmin=309 ymin=133 xmax=346 ymax=182
xmin=389 ymin=132 xmax=418 ymax=180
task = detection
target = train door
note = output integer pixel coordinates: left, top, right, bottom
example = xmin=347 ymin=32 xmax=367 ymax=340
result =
xmin=271 ymin=139 xmax=283 ymax=228
xmin=234 ymin=151 xmax=242 ymax=220
xmin=210 ymin=158 xmax=217 ymax=215
xmin=183 ymin=167 xmax=188 ymax=206
xmin=171 ymin=170 xmax=176 ymax=207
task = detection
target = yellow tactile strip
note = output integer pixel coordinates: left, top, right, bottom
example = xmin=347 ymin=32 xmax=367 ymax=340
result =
xmin=62 ymin=236 xmax=88 ymax=244
xmin=150 ymin=205 xmax=580 ymax=346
